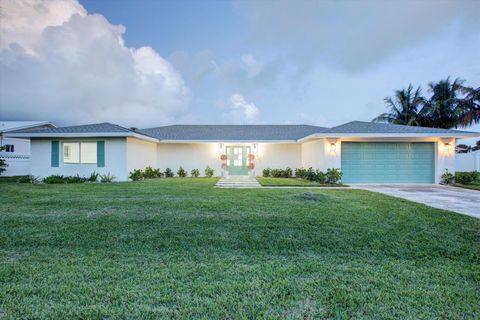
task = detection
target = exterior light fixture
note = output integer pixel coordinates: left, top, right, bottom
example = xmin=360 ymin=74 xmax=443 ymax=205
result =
xmin=330 ymin=142 xmax=336 ymax=153
xmin=444 ymin=142 xmax=451 ymax=153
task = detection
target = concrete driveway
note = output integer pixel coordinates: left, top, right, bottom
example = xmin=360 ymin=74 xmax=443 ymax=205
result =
xmin=354 ymin=184 xmax=480 ymax=219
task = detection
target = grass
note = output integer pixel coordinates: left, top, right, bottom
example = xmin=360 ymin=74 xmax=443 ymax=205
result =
xmin=454 ymin=183 xmax=480 ymax=190
xmin=256 ymin=177 xmax=346 ymax=187
xmin=0 ymin=178 xmax=479 ymax=319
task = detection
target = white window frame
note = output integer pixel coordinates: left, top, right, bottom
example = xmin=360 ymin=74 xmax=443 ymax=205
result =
xmin=62 ymin=142 xmax=97 ymax=164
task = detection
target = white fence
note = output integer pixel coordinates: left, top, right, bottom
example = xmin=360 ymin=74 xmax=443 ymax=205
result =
xmin=455 ymin=151 xmax=480 ymax=172
xmin=2 ymin=155 xmax=30 ymax=176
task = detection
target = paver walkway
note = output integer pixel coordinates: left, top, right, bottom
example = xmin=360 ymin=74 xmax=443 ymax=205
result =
xmin=215 ymin=176 xmax=262 ymax=188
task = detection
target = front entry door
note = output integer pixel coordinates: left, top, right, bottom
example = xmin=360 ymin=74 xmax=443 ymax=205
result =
xmin=226 ymin=145 xmax=250 ymax=176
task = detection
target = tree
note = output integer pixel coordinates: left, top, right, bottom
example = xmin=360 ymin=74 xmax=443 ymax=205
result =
xmin=473 ymin=140 xmax=480 ymax=152
xmin=373 ymin=77 xmax=480 ymax=129
xmin=372 ymin=84 xmax=424 ymax=126
xmin=419 ymin=77 xmax=466 ymax=129
xmin=458 ymin=86 xmax=480 ymax=128
xmin=455 ymin=144 xmax=471 ymax=153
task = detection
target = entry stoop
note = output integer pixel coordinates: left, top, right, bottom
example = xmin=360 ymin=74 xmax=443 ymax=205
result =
xmin=215 ymin=176 xmax=262 ymax=188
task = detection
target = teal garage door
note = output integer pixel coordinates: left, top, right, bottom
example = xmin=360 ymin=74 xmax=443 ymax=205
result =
xmin=341 ymin=142 xmax=435 ymax=183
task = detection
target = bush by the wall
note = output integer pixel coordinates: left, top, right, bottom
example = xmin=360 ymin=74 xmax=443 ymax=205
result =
xmin=177 ymin=167 xmax=187 ymax=177
xmin=205 ymin=166 xmax=214 ymax=177
xmin=88 ymin=171 xmax=99 ymax=182
xmin=284 ymin=167 xmax=293 ymax=178
xmin=165 ymin=168 xmax=174 ymax=178
xmin=262 ymin=168 xmax=271 ymax=177
xmin=325 ymin=168 xmax=342 ymax=184
xmin=129 ymin=169 xmax=144 ymax=181
xmin=441 ymin=169 xmax=455 ymax=185
xmin=99 ymin=172 xmax=115 ymax=183
xmin=144 ymin=166 xmax=163 ymax=179
xmin=455 ymin=171 xmax=478 ymax=185
xmin=191 ymin=169 xmax=200 ymax=177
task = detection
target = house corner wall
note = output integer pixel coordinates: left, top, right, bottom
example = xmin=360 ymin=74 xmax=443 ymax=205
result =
xmin=436 ymin=138 xmax=456 ymax=183
xmin=300 ymin=139 xmax=341 ymax=171
xmin=126 ymin=137 xmax=158 ymax=174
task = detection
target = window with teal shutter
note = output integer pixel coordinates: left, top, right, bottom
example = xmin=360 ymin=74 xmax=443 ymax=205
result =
xmin=97 ymin=141 xmax=105 ymax=167
xmin=51 ymin=141 xmax=59 ymax=167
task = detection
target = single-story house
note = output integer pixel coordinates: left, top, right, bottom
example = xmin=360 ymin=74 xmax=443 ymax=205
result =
xmin=0 ymin=121 xmax=55 ymax=176
xmin=7 ymin=121 xmax=480 ymax=183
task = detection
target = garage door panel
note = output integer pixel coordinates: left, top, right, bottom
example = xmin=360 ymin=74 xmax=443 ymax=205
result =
xmin=341 ymin=142 xmax=435 ymax=183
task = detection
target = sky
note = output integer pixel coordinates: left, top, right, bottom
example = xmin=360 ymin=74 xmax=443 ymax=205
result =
xmin=0 ymin=0 xmax=479 ymax=137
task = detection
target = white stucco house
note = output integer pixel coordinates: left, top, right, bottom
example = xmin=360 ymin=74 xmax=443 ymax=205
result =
xmin=6 ymin=121 xmax=480 ymax=183
xmin=0 ymin=121 xmax=55 ymax=176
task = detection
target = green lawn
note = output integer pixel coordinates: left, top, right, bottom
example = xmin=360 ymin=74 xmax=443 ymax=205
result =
xmin=256 ymin=177 xmax=346 ymax=187
xmin=454 ymin=183 xmax=480 ymax=191
xmin=1 ymin=178 xmax=479 ymax=319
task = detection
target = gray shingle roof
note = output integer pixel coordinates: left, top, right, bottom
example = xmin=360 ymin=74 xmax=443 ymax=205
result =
xmin=140 ymin=125 xmax=327 ymax=141
xmin=22 ymin=122 xmax=132 ymax=134
xmin=323 ymin=121 xmax=479 ymax=135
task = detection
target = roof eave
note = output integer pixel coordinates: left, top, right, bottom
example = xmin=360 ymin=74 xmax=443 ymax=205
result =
xmin=6 ymin=132 xmax=159 ymax=142
xmin=298 ymin=132 xmax=480 ymax=141
xmin=158 ymin=139 xmax=298 ymax=144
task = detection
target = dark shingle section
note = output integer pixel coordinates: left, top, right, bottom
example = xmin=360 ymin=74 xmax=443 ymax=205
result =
xmin=324 ymin=121 xmax=479 ymax=135
xmin=21 ymin=122 xmax=132 ymax=134
xmin=140 ymin=125 xmax=327 ymax=141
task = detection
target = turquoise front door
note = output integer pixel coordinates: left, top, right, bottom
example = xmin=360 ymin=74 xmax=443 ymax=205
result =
xmin=341 ymin=142 xmax=435 ymax=183
xmin=226 ymin=145 xmax=250 ymax=176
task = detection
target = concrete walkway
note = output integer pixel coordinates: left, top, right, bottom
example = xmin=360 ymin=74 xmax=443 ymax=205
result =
xmin=354 ymin=184 xmax=480 ymax=219
xmin=215 ymin=176 xmax=262 ymax=188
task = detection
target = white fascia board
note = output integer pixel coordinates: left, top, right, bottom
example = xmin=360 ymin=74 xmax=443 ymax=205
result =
xmin=6 ymin=132 xmax=159 ymax=142
xmin=298 ymin=132 xmax=480 ymax=142
xmin=158 ymin=139 xmax=298 ymax=144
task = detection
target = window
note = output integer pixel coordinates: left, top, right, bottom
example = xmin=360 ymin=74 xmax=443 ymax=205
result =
xmin=3 ymin=144 xmax=14 ymax=152
xmin=63 ymin=142 xmax=97 ymax=164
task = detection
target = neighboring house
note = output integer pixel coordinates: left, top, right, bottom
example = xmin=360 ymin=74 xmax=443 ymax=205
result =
xmin=7 ymin=121 xmax=480 ymax=183
xmin=0 ymin=121 xmax=55 ymax=176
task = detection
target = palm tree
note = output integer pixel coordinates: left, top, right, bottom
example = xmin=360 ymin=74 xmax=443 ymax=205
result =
xmin=419 ymin=77 xmax=466 ymax=129
xmin=372 ymin=84 xmax=424 ymax=126
xmin=457 ymin=86 xmax=480 ymax=128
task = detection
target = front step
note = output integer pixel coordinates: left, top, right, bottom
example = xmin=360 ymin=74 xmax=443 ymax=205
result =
xmin=215 ymin=177 xmax=261 ymax=188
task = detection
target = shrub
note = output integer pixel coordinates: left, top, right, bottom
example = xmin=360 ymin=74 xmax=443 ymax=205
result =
xmin=43 ymin=175 xmax=66 ymax=184
xmin=205 ymin=166 xmax=214 ymax=178
xmin=17 ymin=175 xmax=40 ymax=184
xmin=455 ymin=171 xmax=478 ymax=185
xmin=295 ymin=168 xmax=307 ymax=179
xmin=177 ymin=166 xmax=187 ymax=177
xmin=305 ymin=167 xmax=317 ymax=181
xmin=64 ymin=175 xmax=87 ymax=183
xmin=284 ymin=167 xmax=293 ymax=178
xmin=144 ymin=166 xmax=163 ymax=179
xmin=88 ymin=171 xmax=99 ymax=182
xmin=315 ymin=170 xmax=326 ymax=183
xmin=165 ymin=168 xmax=174 ymax=178
xmin=270 ymin=169 xmax=282 ymax=178
xmin=99 ymin=172 xmax=115 ymax=183
xmin=129 ymin=169 xmax=144 ymax=181
xmin=262 ymin=168 xmax=271 ymax=177
xmin=441 ymin=169 xmax=455 ymax=185
xmin=325 ymin=168 xmax=342 ymax=184
xmin=191 ymin=169 xmax=200 ymax=177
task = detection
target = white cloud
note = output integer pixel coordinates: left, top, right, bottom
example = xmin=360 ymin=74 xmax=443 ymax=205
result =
xmin=236 ymin=0 xmax=480 ymax=72
xmin=223 ymin=93 xmax=259 ymax=123
xmin=0 ymin=0 xmax=189 ymax=127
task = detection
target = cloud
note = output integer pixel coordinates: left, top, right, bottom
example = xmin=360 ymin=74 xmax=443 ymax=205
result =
xmin=222 ymin=93 xmax=259 ymax=123
xmin=0 ymin=0 xmax=189 ymax=127
xmin=235 ymin=0 xmax=480 ymax=72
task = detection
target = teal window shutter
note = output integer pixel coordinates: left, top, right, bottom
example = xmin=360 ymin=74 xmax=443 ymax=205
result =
xmin=97 ymin=141 xmax=105 ymax=167
xmin=51 ymin=141 xmax=59 ymax=167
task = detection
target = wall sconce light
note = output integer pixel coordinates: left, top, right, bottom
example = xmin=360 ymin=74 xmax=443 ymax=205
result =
xmin=443 ymin=142 xmax=451 ymax=153
xmin=330 ymin=142 xmax=336 ymax=153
